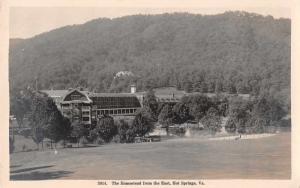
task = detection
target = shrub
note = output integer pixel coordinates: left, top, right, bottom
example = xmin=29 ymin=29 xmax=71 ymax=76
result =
xmin=31 ymin=126 xmax=44 ymax=150
xmin=236 ymin=120 xmax=246 ymax=134
xmin=71 ymin=122 xmax=89 ymax=146
xmin=79 ymin=136 xmax=89 ymax=147
xmin=132 ymin=108 xmax=155 ymax=137
xmin=245 ymin=117 xmax=266 ymax=134
xmin=280 ymin=119 xmax=291 ymax=127
xmin=225 ymin=117 xmax=236 ymax=133
xmin=125 ymin=128 xmax=136 ymax=143
xmin=111 ymin=135 xmax=121 ymax=143
xmin=116 ymin=119 xmax=131 ymax=143
xmin=59 ymin=140 xmax=68 ymax=148
xmin=89 ymin=129 xmax=99 ymax=142
xmin=96 ymin=115 xmax=117 ymax=142
xmin=94 ymin=137 xmax=105 ymax=145
xmin=200 ymin=107 xmax=222 ymax=135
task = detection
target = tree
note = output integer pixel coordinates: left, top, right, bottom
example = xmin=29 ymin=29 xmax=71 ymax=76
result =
xmin=142 ymin=90 xmax=159 ymax=120
xmin=45 ymin=115 xmax=72 ymax=148
xmin=228 ymin=97 xmax=251 ymax=121
xmin=96 ymin=115 xmax=117 ymax=143
xmin=172 ymin=102 xmax=191 ymax=124
xmin=59 ymin=117 xmax=72 ymax=147
xmin=10 ymin=89 xmax=32 ymax=128
xmin=252 ymin=95 xmax=286 ymax=125
xmin=225 ymin=117 xmax=237 ymax=133
xmin=158 ymin=104 xmax=174 ymax=135
xmin=44 ymin=102 xmax=63 ymax=143
xmin=71 ymin=121 xmax=89 ymax=147
xmin=184 ymin=94 xmax=212 ymax=121
xmin=31 ymin=126 xmax=44 ymax=150
xmin=89 ymin=128 xmax=99 ymax=143
xmin=227 ymin=97 xmax=251 ymax=134
xmin=116 ymin=119 xmax=129 ymax=143
xmin=216 ymin=97 xmax=229 ymax=117
xmin=116 ymin=119 xmax=135 ymax=143
xmin=10 ymin=96 xmax=26 ymax=128
xmin=27 ymin=92 xmax=49 ymax=150
xmin=245 ymin=116 xmax=266 ymax=133
xmin=200 ymin=107 xmax=222 ymax=134
xmin=27 ymin=92 xmax=72 ymax=149
xmin=132 ymin=108 xmax=155 ymax=137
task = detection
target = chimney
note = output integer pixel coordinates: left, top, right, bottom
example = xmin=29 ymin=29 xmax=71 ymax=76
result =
xmin=130 ymin=84 xmax=136 ymax=94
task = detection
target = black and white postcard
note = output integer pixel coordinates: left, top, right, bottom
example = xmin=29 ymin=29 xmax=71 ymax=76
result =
xmin=0 ymin=0 xmax=299 ymax=187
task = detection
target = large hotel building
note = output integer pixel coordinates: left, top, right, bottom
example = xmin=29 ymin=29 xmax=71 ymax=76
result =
xmin=41 ymin=86 xmax=185 ymax=126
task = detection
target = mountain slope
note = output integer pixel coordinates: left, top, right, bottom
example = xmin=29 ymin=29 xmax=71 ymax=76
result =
xmin=9 ymin=11 xmax=290 ymax=108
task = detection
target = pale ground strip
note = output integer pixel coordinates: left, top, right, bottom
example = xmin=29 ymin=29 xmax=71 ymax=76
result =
xmin=208 ymin=133 xmax=276 ymax=141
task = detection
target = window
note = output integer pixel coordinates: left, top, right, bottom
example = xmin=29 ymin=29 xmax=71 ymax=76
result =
xmin=82 ymin=106 xmax=90 ymax=110
xmin=82 ymin=111 xmax=90 ymax=116
xmin=82 ymin=117 xmax=89 ymax=122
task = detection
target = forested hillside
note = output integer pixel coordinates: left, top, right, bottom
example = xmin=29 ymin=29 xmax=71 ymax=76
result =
xmin=9 ymin=11 xmax=291 ymax=110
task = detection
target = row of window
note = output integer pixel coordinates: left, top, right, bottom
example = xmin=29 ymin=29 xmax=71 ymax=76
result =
xmin=90 ymin=97 xmax=141 ymax=108
xmin=82 ymin=117 xmax=90 ymax=122
xmin=73 ymin=116 xmax=90 ymax=122
xmin=82 ymin=111 xmax=90 ymax=116
xmin=96 ymin=108 xmax=138 ymax=115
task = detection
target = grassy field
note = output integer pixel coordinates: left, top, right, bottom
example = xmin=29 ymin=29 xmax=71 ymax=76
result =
xmin=10 ymin=132 xmax=291 ymax=180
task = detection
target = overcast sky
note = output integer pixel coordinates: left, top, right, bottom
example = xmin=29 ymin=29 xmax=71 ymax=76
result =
xmin=10 ymin=6 xmax=290 ymax=39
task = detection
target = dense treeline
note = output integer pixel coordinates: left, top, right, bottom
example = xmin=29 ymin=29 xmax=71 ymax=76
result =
xmin=153 ymin=92 xmax=289 ymax=135
xmin=9 ymin=11 xmax=290 ymax=112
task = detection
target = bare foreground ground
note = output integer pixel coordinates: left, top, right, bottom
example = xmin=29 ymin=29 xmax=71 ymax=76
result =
xmin=10 ymin=132 xmax=291 ymax=180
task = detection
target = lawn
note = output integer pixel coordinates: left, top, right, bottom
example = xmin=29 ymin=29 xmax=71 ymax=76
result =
xmin=10 ymin=132 xmax=291 ymax=180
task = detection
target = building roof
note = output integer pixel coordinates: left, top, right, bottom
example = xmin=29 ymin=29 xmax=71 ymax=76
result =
xmin=134 ymin=86 xmax=186 ymax=100
xmin=88 ymin=93 xmax=137 ymax=98
xmin=153 ymin=86 xmax=186 ymax=96
xmin=61 ymin=89 xmax=92 ymax=103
